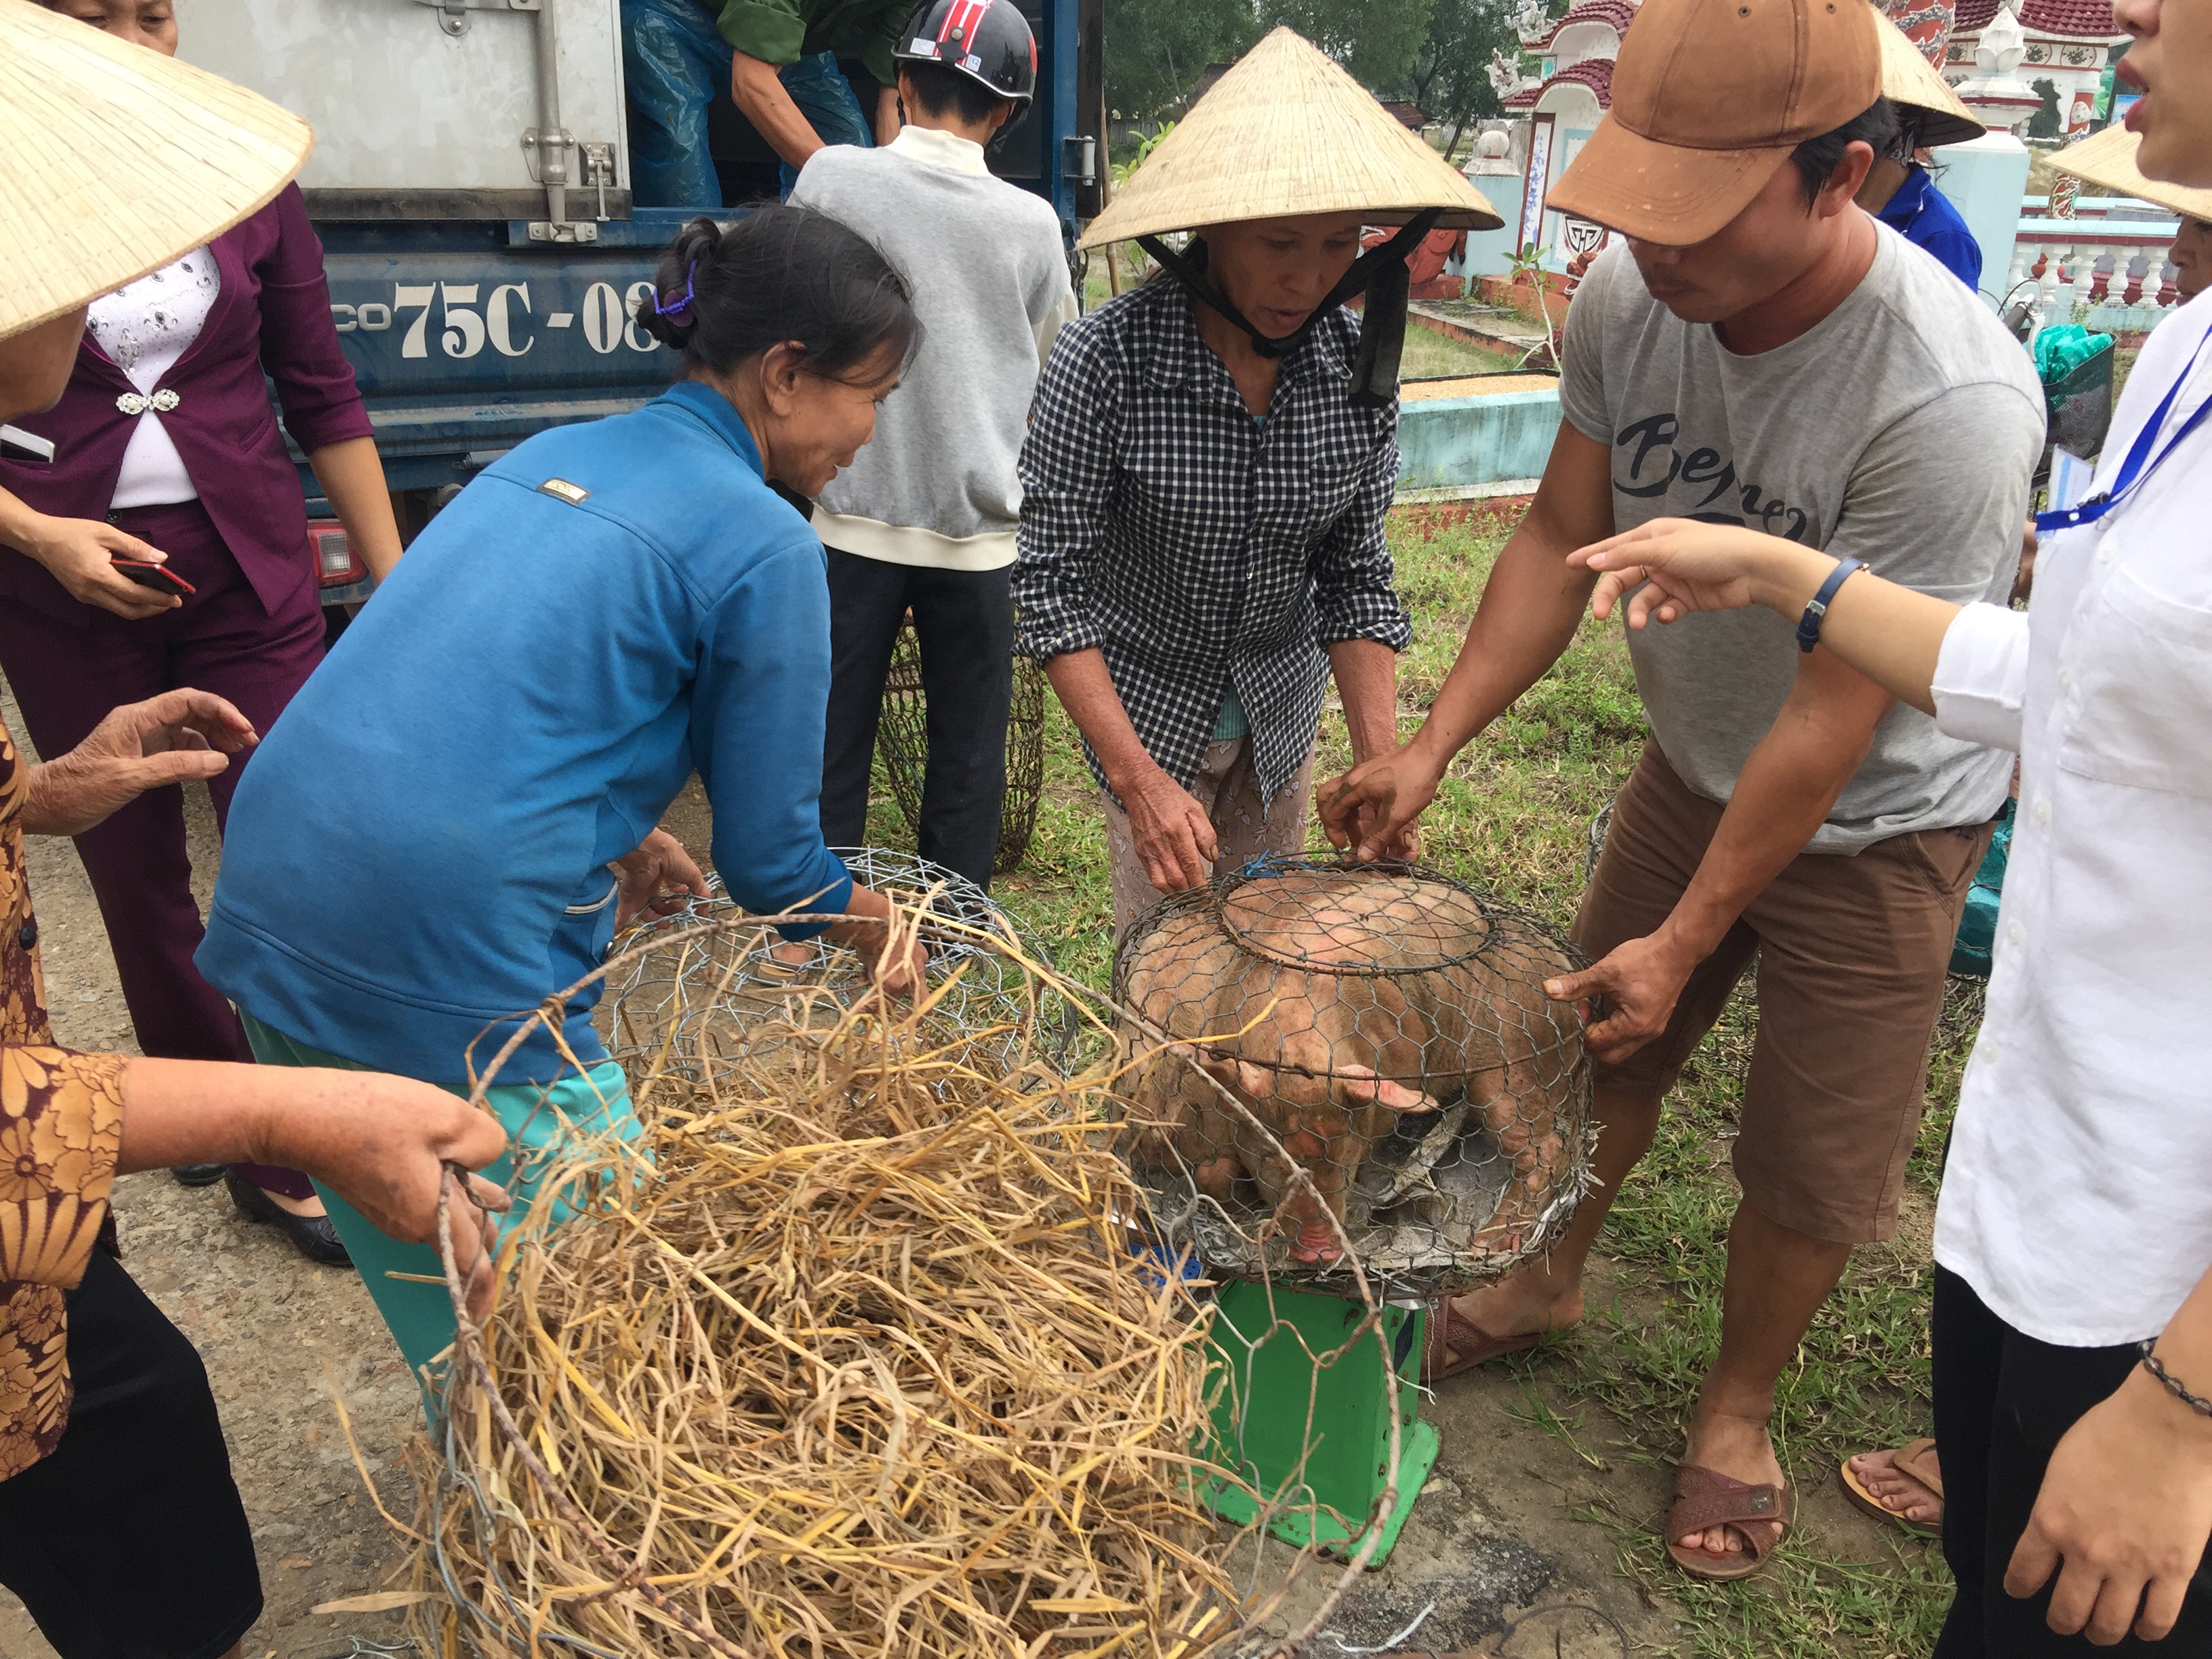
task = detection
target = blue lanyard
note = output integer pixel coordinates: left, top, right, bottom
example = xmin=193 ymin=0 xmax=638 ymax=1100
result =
xmin=2035 ymin=323 xmax=2212 ymax=535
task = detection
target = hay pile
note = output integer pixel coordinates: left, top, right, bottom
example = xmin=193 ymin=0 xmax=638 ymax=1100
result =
xmin=419 ymin=926 xmax=1241 ymax=1659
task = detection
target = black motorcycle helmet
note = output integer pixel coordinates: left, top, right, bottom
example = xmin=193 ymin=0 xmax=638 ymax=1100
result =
xmin=893 ymin=0 xmax=1036 ymax=106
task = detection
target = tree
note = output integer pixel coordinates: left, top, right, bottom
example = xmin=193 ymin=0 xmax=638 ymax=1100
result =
xmin=1397 ymin=0 xmax=1518 ymax=161
xmin=1256 ymin=0 xmax=1437 ymax=91
xmin=1103 ymin=0 xmax=1259 ymax=121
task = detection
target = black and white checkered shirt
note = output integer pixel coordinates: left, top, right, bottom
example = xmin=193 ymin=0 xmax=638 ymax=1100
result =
xmin=1014 ymin=278 xmax=1410 ymax=805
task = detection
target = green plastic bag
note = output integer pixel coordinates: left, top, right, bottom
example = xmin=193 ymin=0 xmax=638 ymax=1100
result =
xmin=1949 ymin=800 xmax=2015 ymax=979
xmin=2034 ymin=324 xmax=2114 ymax=401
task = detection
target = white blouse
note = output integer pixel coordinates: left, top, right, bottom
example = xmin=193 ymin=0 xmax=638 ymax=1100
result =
xmin=85 ymin=248 xmax=220 ymax=510
xmin=1929 ymin=287 xmax=2212 ymax=1348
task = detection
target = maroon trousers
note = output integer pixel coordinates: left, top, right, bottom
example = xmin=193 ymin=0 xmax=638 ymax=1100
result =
xmin=0 ymin=499 xmax=326 ymax=1197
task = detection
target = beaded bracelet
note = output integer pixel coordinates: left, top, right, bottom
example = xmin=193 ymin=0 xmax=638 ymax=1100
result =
xmin=2138 ymin=1341 xmax=2212 ymax=1418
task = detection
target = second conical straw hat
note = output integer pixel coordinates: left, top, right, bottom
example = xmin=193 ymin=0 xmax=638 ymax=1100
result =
xmin=2052 ymin=123 xmax=2212 ymax=224
xmin=0 ymin=0 xmax=312 ymax=340
xmin=1874 ymin=6 xmax=1984 ymax=150
xmin=1080 ymin=27 xmax=1501 ymax=250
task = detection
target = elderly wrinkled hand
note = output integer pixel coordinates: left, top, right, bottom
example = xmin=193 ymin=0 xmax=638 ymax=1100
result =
xmin=21 ymin=688 xmax=256 ymax=836
xmin=613 ymin=827 xmax=710 ymax=929
xmin=1118 ymin=764 xmax=1218 ymax=894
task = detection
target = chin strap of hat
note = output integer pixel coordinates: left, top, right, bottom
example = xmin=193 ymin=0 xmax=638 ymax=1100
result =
xmin=1136 ymin=207 xmax=1444 ymax=409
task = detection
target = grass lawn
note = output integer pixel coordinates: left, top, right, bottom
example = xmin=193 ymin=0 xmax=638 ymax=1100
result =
xmin=854 ymin=504 xmax=1981 ymax=1656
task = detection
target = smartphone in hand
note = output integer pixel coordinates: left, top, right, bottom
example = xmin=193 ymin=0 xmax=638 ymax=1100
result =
xmin=110 ymin=556 xmax=194 ymax=597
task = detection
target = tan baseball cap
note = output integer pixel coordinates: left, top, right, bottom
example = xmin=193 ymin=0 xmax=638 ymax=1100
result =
xmin=1548 ymin=0 xmax=1882 ymax=245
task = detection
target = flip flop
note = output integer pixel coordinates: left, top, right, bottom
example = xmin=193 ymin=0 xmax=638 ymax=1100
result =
xmin=1420 ymin=1298 xmax=1542 ymax=1383
xmin=1838 ymin=1436 xmax=1942 ymax=1538
xmin=1664 ymin=1465 xmax=1792 ymax=1581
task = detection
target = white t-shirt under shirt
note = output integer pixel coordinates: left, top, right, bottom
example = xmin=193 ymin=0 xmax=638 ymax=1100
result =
xmin=86 ymin=247 xmax=220 ymax=510
xmin=1559 ymin=228 xmax=2046 ymax=851
xmin=791 ymin=123 xmax=1078 ymax=571
xmin=1930 ymin=290 xmax=2212 ymax=1348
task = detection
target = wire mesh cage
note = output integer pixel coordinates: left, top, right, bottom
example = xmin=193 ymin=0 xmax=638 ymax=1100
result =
xmin=598 ymin=846 xmax=1079 ymax=1078
xmin=874 ymin=619 xmax=1047 ymax=877
xmin=417 ymin=903 xmax=1252 ymax=1659
xmin=1112 ymin=855 xmax=1593 ymax=1297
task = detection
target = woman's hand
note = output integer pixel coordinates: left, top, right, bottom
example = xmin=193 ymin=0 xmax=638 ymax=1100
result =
xmin=260 ymin=1071 xmax=513 ymax=1324
xmin=1116 ymin=762 xmax=1218 ymax=893
xmin=120 ymin=1059 xmax=513 ymax=1322
xmin=22 ymin=688 xmax=257 ymax=836
xmin=1568 ymin=519 xmax=1828 ymax=630
xmin=2006 ymin=1364 xmax=2212 ymax=1643
xmin=1319 ymin=742 xmax=1441 ymax=863
xmin=16 ymin=512 xmax=182 ymax=619
xmin=613 ymin=828 xmax=709 ymax=928
xmin=827 ymin=882 xmax=928 ymax=998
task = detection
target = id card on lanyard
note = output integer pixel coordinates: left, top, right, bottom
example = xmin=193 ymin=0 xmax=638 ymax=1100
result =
xmin=2036 ymin=322 xmax=2212 ymax=536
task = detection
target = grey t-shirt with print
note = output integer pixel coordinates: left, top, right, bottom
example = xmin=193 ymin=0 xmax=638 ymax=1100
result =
xmin=1559 ymin=226 xmax=2045 ymax=853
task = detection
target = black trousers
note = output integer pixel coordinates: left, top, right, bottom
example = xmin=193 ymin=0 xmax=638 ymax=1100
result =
xmin=0 ymin=1251 xmax=262 ymax=1659
xmin=820 ymin=549 xmax=1013 ymax=890
xmin=1933 ymin=1266 xmax=2212 ymax=1655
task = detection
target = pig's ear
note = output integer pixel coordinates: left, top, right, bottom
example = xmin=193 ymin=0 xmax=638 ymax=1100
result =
xmin=1332 ymin=1063 xmax=1438 ymax=1113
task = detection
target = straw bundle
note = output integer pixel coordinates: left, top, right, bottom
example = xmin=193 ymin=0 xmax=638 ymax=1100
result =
xmin=419 ymin=920 xmax=1241 ymax=1659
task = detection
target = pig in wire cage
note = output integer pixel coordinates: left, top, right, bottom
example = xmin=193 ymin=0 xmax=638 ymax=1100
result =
xmin=596 ymin=846 xmax=1079 ymax=1078
xmin=874 ymin=619 xmax=1048 ymax=877
xmin=1113 ymin=854 xmax=1594 ymax=1297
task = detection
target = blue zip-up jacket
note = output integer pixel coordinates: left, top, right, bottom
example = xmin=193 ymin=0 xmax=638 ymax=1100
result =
xmin=1879 ymin=167 xmax=1984 ymax=295
xmin=197 ymin=380 xmax=853 ymax=1082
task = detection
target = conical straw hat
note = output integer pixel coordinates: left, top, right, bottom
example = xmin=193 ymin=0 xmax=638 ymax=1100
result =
xmin=1875 ymin=7 xmax=1984 ymax=150
xmin=0 ymin=0 xmax=312 ymax=340
xmin=2051 ymin=123 xmax=2212 ymax=224
xmin=1080 ymin=27 xmax=1501 ymax=250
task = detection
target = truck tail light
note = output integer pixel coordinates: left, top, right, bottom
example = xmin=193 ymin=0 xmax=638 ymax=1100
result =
xmin=308 ymin=520 xmax=364 ymax=588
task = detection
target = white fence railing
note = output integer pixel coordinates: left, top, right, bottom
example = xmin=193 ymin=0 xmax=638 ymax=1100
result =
xmin=2007 ymin=222 xmax=2186 ymax=335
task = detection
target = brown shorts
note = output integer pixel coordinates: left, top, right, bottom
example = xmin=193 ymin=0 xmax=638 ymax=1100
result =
xmin=1575 ymin=742 xmax=1992 ymax=1244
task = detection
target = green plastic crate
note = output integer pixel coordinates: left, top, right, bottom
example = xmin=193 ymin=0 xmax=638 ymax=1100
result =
xmin=1201 ymin=1279 xmax=1439 ymax=1565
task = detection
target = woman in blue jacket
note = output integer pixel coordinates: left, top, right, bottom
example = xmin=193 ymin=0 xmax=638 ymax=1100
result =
xmin=197 ymin=205 xmax=924 ymax=1374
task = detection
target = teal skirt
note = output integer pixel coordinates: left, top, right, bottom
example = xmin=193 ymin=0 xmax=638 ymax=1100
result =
xmin=239 ymin=1012 xmax=640 ymax=1387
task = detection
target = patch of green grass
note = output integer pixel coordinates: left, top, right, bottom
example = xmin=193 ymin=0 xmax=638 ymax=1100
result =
xmin=1399 ymin=325 xmax=1522 ymax=381
xmin=861 ymin=505 xmax=1982 ymax=1656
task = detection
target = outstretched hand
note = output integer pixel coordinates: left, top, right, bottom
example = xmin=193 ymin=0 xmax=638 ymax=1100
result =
xmin=1568 ymin=519 xmax=1805 ymax=630
xmin=1318 ymin=746 xmax=1439 ymax=863
xmin=22 ymin=689 xmax=258 ymax=836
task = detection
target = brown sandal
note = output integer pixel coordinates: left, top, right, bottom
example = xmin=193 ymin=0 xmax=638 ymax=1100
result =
xmin=1420 ymin=1298 xmax=1541 ymax=1383
xmin=1838 ymin=1436 xmax=1942 ymax=1538
xmin=1664 ymin=1465 xmax=1792 ymax=1581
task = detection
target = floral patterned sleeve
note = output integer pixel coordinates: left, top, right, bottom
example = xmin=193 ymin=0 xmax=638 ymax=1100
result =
xmin=0 ymin=1047 xmax=125 ymax=1290
xmin=0 ymin=1046 xmax=125 ymax=1477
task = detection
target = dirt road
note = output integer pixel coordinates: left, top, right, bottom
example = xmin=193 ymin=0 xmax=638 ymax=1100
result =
xmin=0 ymin=685 xmax=1683 ymax=1659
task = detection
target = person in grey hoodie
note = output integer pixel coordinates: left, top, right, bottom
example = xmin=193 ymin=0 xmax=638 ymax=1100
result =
xmin=789 ymin=0 xmax=1075 ymax=888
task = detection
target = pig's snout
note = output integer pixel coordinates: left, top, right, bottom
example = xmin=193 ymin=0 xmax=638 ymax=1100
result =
xmin=1288 ymin=1202 xmax=1345 ymax=1264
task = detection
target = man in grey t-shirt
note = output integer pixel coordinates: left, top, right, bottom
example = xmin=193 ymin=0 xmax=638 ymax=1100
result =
xmin=1323 ymin=0 xmax=2042 ymax=1582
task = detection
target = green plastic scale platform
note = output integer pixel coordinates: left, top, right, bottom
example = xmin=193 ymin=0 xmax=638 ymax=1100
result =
xmin=1200 ymin=1278 xmax=1439 ymax=1565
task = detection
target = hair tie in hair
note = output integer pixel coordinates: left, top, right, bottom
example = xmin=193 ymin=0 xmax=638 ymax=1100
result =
xmin=654 ymin=262 xmax=698 ymax=323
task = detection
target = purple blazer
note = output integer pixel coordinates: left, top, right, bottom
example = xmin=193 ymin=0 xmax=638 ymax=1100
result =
xmin=0 ymin=185 xmax=373 ymax=628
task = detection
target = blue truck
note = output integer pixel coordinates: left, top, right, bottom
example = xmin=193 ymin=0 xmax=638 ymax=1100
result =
xmin=180 ymin=0 xmax=1101 ymax=611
